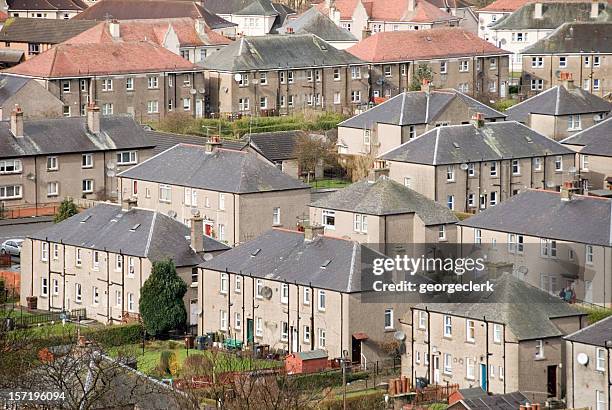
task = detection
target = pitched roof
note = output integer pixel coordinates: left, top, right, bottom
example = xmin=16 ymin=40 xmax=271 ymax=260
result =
xmin=311 ymin=177 xmax=458 ymax=224
xmin=202 ymin=229 xmax=363 ymax=292
xmin=459 ymin=392 xmax=530 ymax=409
xmin=200 ymin=33 xmax=363 ymax=71
xmin=144 ymin=129 xmax=247 ymax=155
xmin=314 ymin=0 xmax=359 ymax=19
xmin=521 ymin=22 xmax=612 ymax=54
xmin=73 ymin=0 xmax=236 ymax=29
xmin=234 ymin=0 xmax=279 ymax=16
xmin=7 ymin=0 xmax=87 ymax=11
xmin=565 ymin=315 xmax=612 ymax=347
xmin=281 ymin=7 xmax=357 ymax=42
xmin=506 ymin=85 xmax=612 ymax=123
xmin=561 ymin=116 xmax=612 ymax=157
xmin=0 ymin=115 xmax=153 ymax=159
xmin=479 ymin=0 xmax=529 ymax=13
xmin=0 ymin=18 xmax=98 ymax=44
xmin=30 ymin=203 xmax=202 ymax=266
xmin=0 ymin=48 xmax=24 ymax=64
xmin=0 ymin=74 xmax=30 ymax=105
xmin=458 ymin=189 xmax=612 ymax=247
xmin=381 ymin=121 xmax=572 ymax=165
xmin=347 ymin=28 xmax=508 ymax=62
xmin=367 ymin=0 xmax=458 ymax=22
xmin=3 ymin=41 xmax=197 ymax=78
xmin=490 ymin=2 xmax=611 ymax=31
xmin=417 ymin=274 xmax=585 ymax=340
xmin=246 ymin=130 xmax=307 ymax=161
xmin=295 ymin=349 xmax=328 ymax=360
xmin=340 ymin=90 xmax=505 ymax=128
xmin=118 ymin=143 xmax=309 ymax=194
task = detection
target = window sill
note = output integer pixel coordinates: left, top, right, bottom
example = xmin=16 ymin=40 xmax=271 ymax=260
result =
xmin=384 ymin=328 xmax=395 ymax=332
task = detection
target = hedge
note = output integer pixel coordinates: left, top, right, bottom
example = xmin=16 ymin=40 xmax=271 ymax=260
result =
xmin=84 ymin=323 xmax=143 ymax=347
xmin=292 ymin=370 xmax=369 ymax=390
xmin=320 ymin=390 xmax=385 ymax=410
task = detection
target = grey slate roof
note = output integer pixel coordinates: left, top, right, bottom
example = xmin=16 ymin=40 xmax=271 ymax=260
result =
xmin=246 ymin=130 xmax=306 ymax=161
xmin=199 ymin=34 xmax=364 ymax=72
xmin=458 ymin=189 xmax=612 ymax=247
xmin=0 ymin=115 xmax=154 ymax=160
xmin=458 ymin=391 xmax=530 ymax=410
xmin=280 ymin=7 xmax=357 ymax=42
xmin=0 ymin=75 xmax=29 ymax=105
xmin=561 ymin=116 xmax=612 ymax=157
xmin=339 ymin=90 xmax=505 ymax=129
xmin=506 ymin=85 xmax=612 ymax=123
xmin=0 ymin=18 xmax=98 ymax=44
xmin=30 ymin=204 xmax=202 ymax=267
xmin=144 ymin=129 xmax=247 ymax=155
xmin=118 ymin=143 xmax=309 ymax=194
xmin=381 ymin=121 xmax=572 ymax=165
xmin=234 ymin=0 xmax=278 ymax=16
xmin=565 ymin=315 xmax=612 ymax=347
xmin=490 ymin=2 xmax=611 ymax=30
xmin=416 ymin=274 xmax=585 ymax=340
xmin=202 ymin=228 xmax=362 ymax=292
xmin=521 ymin=22 xmax=612 ymax=54
xmin=0 ymin=48 xmax=24 ymax=64
xmin=311 ymin=177 xmax=458 ymax=225
xmin=295 ymin=349 xmax=328 ymax=360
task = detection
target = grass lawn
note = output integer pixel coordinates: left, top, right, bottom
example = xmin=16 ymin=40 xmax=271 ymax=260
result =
xmin=107 ymin=340 xmax=281 ymax=378
xmin=0 ymin=308 xmax=35 ymax=319
xmin=309 ymin=178 xmax=351 ymax=189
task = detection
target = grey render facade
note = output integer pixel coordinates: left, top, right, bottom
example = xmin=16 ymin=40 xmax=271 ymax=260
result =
xmin=0 ymin=106 xmax=154 ymax=210
xmin=506 ymin=81 xmax=611 ymax=141
xmin=117 ymin=142 xmax=311 ymax=246
xmin=200 ymin=34 xmax=370 ymax=116
xmin=562 ymin=116 xmax=612 ymax=191
xmin=458 ymin=189 xmax=612 ymax=307
xmin=337 ymin=88 xmax=506 ymax=158
xmin=380 ymin=121 xmax=576 ymax=213
xmin=0 ymin=75 xmax=64 ymax=120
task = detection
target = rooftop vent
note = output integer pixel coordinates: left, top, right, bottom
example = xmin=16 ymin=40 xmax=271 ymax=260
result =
xmin=250 ymin=248 xmax=261 ymax=257
xmin=321 ymin=259 xmax=332 ymax=269
xmin=129 ymin=223 xmax=141 ymax=232
xmin=80 ymin=215 xmax=91 ymax=223
xmin=452 ymin=142 xmax=460 ymax=149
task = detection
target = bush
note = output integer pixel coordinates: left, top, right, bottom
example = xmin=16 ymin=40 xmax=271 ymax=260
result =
xmin=429 ymin=404 xmax=448 ymax=410
xmin=85 ymin=323 xmax=143 ymax=348
xmin=492 ymin=99 xmax=518 ymax=112
xmin=292 ymin=370 xmax=369 ymax=390
xmin=321 ymin=390 xmax=385 ymax=410
xmin=54 ymin=198 xmax=78 ymax=223
xmin=182 ymin=354 xmax=212 ymax=378
xmin=581 ymin=307 xmax=612 ymax=324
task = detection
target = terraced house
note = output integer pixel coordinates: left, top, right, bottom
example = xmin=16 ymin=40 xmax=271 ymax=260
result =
xmin=6 ymin=0 xmax=87 ymax=19
xmin=380 ymin=119 xmax=575 ymax=213
xmin=202 ymin=0 xmax=295 ymax=36
xmin=521 ymin=22 xmax=612 ymax=97
xmin=117 ymin=141 xmax=310 ymax=246
xmin=201 ymin=33 xmax=369 ymax=115
xmin=347 ymin=28 xmax=511 ymax=101
xmin=0 ymin=104 xmax=153 ymax=211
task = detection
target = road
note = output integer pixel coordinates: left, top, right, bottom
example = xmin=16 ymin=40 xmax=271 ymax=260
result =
xmin=0 ymin=216 xmax=54 ymax=243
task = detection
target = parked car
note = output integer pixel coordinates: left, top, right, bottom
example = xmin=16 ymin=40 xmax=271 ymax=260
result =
xmin=1 ymin=239 xmax=23 ymax=256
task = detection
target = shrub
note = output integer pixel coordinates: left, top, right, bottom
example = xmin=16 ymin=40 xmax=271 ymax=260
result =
xmin=321 ymin=390 xmax=385 ymax=410
xmin=54 ymin=198 xmax=78 ymax=223
xmin=429 ymin=404 xmax=448 ymax=410
xmin=85 ymin=323 xmax=143 ymax=348
xmin=292 ymin=370 xmax=369 ymax=390
xmin=158 ymin=350 xmax=174 ymax=375
xmin=182 ymin=354 xmax=213 ymax=378
xmin=581 ymin=307 xmax=612 ymax=324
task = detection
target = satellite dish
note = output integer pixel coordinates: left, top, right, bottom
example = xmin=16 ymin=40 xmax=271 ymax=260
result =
xmin=375 ymin=78 xmax=384 ymax=86
xmin=261 ymin=286 xmax=273 ymax=300
xmin=106 ymin=161 xmax=115 ymax=170
xmin=234 ymin=73 xmax=242 ymax=82
xmin=460 ymin=163 xmax=469 ymax=170
xmin=500 ymin=38 xmax=507 ymax=45
xmin=106 ymin=170 xmax=116 ymax=177
xmin=167 ymin=210 xmax=177 ymax=218
xmin=190 ymin=208 xmax=200 ymax=216
xmin=394 ymin=331 xmax=406 ymax=341
xmin=203 ymin=253 xmax=213 ymax=262
xmin=190 ymin=88 xmax=197 ymax=95
xmin=576 ymin=352 xmax=589 ymax=365
xmin=546 ymin=181 xmax=556 ymax=188
xmin=26 ymin=173 xmax=36 ymax=181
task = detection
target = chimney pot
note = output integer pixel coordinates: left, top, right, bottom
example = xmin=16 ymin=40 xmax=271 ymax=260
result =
xmin=534 ymin=2 xmax=543 ymax=19
xmin=560 ymin=181 xmax=575 ymax=201
xmin=471 ymin=112 xmax=485 ymax=128
xmin=205 ymin=135 xmax=222 ymax=152
xmin=368 ymin=160 xmax=390 ymax=182
xmin=407 ymin=0 xmax=416 ymax=12
xmin=122 ymin=196 xmax=137 ymax=211
xmin=560 ymin=72 xmax=574 ymax=89
xmin=109 ymin=19 xmax=120 ymax=39
xmin=361 ymin=27 xmax=371 ymax=39
xmin=10 ymin=104 xmax=23 ymax=138
xmin=421 ymin=79 xmax=433 ymax=93
xmin=304 ymin=224 xmax=324 ymax=241
xmin=190 ymin=211 xmax=204 ymax=252
xmin=86 ymin=103 xmax=101 ymax=134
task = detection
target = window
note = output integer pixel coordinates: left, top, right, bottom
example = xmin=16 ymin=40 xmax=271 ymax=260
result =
xmin=302 ymin=287 xmax=311 ymax=305
xmin=102 ymin=103 xmax=113 ymax=115
xmin=586 ymin=245 xmax=594 ymax=265
xmin=440 ymin=61 xmax=448 ymax=74
xmin=82 ymin=153 xmax=93 ymax=168
xmin=147 ymin=100 xmax=159 ymax=114
xmin=28 ymin=43 xmax=40 ymax=55
xmin=443 ymin=353 xmax=452 ymax=374
xmin=418 ymin=311 xmax=427 ymax=329
xmin=218 ymin=224 xmax=225 ymax=241
xmin=401 ymin=64 xmax=407 ymax=76
xmin=541 ymin=239 xmax=557 ymax=258
xmin=183 ymin=98 xmax=191 ymax=111
xmin=63 ymin=106 xmax=71 ymax=117
xmin=580 ymin=155 xmax=589 ymax=171
xmin=62 ymin=80 xmax=71 ymax=93
xmin=259 ymin=97 xmax=267 ymax=109
xmin=512 ymin=32 xmax=527 ymax=42
xmin=493 ymin=324 xmax=502 ymax=343
xmin=281 ymin=283 xmax=289 ymax=304
xmin=280 ymin=71 xmax=286 ymax=84
xmin=220 ymin=273 xmax=228 ymax=294
xmin=256 ymin=279 xmax=263 ymax=299
xmin=287 ymin=95 xmax=294 ymax=107
xmin=409 ymin=125 xmax=416 ymax=140
xmin=82 ymin=179 xmax=93 ymax=193
xmin=384 ymin=308 xmax=394 ymax=329
xmin=559 ymin=56 xmax=567 ymax=68
xmin=499 ymin=366 xmax=504 ymax=380
xmin=468 ymin=193 xmax=475 ymax=208
xmin=466 ymin=358 xmax=475 ymax=380
xmin=531 ymin=79 xmax=544 ymax=91
xmin=593 ymin=79 xmax=601 ymax=91
xmin=47 ymin=156 xmax=58 ymax=171
xmin=443 ymin=315 xmax=452 ymax=337
xmin=117 ymin=151 xmax=137 ymax=165
xmin=126 ymin=77 xmax=134 ymax=91
xmin=512 ymin=159 xmax=520 ymax=175
xmin=475 ymin=229 xmax=482 ymax=244
xmin=350 ymin=66 xmax=361 ymax=79
xmin=333 ymin=68 xmax=341 ymax=81
xmin=415 ymin=351 xmax=421 ymax=364
xmin=459 ymin=60 xmax=469 ymax=72
xmin=489 ymin=58 xmax=497 ymax=70
xmin=238 ymin=73 xmax=249 ymax=87
xmin=596 ymin=348 xmax=605 ymax=371
xmin=219 ymin=193 xmax=225 ymax=210
xmin=219 ymin=310 xmax=227 ymax=330
xmin=567 ymin=115 xmax=582 ymax=131
xmin=52 ymin=243 xmax=59 ymax=260
xmin=183 ymin=74 xmax=191 ymax=87
xmin=318 ymin=290 xmax=326 ymax=311
xmin=102 ymin=78 xmax=113 ymax=91
xmin=584 ymin=56 xmax=591 ymax=67
xmin=75 ymin=248 xmax=82 ymax=266
xmin=535 ymin=339 xmax=544 ymax=359
xmin=596 ymin=390 xmax=605 ymax=410
xmin=92 ymin=286 xmax=99 ymax=305
xmin=466 ymin=319 xmax=475 ymax=342
xmin=52 ymin=278 xmax=59 ymax=295
xmin=322 ymin=209 xmax=335 ymax=229
xmin=318 ymin=328 xmax=326 ymax=348
xmin=259 ymin=72 xmax=267 ymax=85
xmin=92 ymin=251 xmax=100 ymax=270
xmin=533 ymin=157 xmax=542 ymax=171
xmin=438 ymin=226 xmax=446 ymax=241
xmin=115 ymin=254 xmax=122 ymax=271
xmin=147 ymin=76 xmax=159 ymax=89
xmin=555 ymin=156 xmax=563 ymax=171
xmin=40 ymin=242 xmax=48 ymax=262
xmin=351 ymin=90 xmax=361 ymax=103
xmin=467 ymin=163 xmax=475 ymax=177
xmin=75 ymin=283 xmax=82 ymax=303
xmin=531 ymin=57 xmax=543 ymax=68
xmin=234 ymin=312 xmax=241 ymax=330
xmin=287 ymin=71 xmax=294 ymax=83
xmin=281 ymin=321 xmax=289 ymax=341
xmin=490 ymin=161 xmax=498 ymax=176
xmin=353 ymin=214 xmax=367 ymax=233
xmin=159 ymin=184 xmax=171 ymax=202
xmin=128 ymin=257 xmax=135 ymax=277
xmin=446 ymin=165 xmax=455 ymax=181
xmin=490 ymin=364 xmax=495 ymax=379
xmin=306 ymin=70 xmax=313 ymax=82
xmin=255 ymin=317 xmax=263 ymax=337
xmin=447 ymin=195 xmax=454 ymax=210
xmin=383 ymin=65 xmax=392 ymax=77
xmin=303 ymin=325 xmax=311 ymax=343
xmin=490 ymin=191 xmax=497 ymax=206
xmin=47 ymin=182 xmax=59 ymax=197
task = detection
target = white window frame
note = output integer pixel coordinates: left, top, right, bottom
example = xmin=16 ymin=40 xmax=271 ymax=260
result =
xmin=303 ymin=287 xmax=311 ymax=305
xmin=596 ymin=348 xmax=605 ymax=371
xmin=318 ymin=290 xmax=326 ymax=311
xmin=41 ymin=277 xmax=48 ymax=297
xmin=384 ymin=308 xmax=394 ymax=330
xmin=535 ymin=339 xmax=544 ymax=359
xmin=443 ymin=315 xmax=452 ymax=337
xmin=466 ymin=319 xmax=475 ymax=342
xmin=493 ymin=324 xmax=502 ymax=343
xmin=280 ymin=283 xmax=289 ymax=304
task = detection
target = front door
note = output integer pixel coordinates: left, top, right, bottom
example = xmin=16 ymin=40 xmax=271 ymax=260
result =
xmin=500 ymin=81 xmax=507 ymax=98
xmin=291 ymin=327 xmax=298 ymax=353
xmin=351 ymin=337 xmax=362 ymax=364
xmin=433 ymin=355 xmax=440 ymax=384
xmin=480 ymin=363 xmax=487 ymax=391
xmin=246 ymin=318 xmax=254 ymax=344
xmin=547 ymin=365 xmax=557 ymax=397
xmin=196 ymin=99 xmax=203 ymax=118
xmin=189 ymin=299 xmax=198 ymax=326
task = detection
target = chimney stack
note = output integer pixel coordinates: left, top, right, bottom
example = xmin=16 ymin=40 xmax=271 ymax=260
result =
xmin=304 ymin=224 xmax=325 ymax=241
xmin=205 ymin=135 xmax=222 ymax=153
xmin=362 ymin=27 xmax=371 ymax=39
xmin=10 ymin=104 xmax=23 ymax=138
xmin=560 ymin=72 xmax=574 ymax=90
xmin=421 ymin=78 xmax=433 ymax=94
xmin=109 ymin=19 xmax=120 ymax=39
xmin=590 ymin=0 xmax=600 ymax=18
xmin=122 ymin=196 xmax=137 ymax=211
xmin=190 ymin=211 xmax=204 ymax=252
xmin=194 ymin=18 xmax=204 ymax=34
xmin=407 ymin=0 xmax=416 ymax=12
xmin=86 ymin=104 xmax=100 ymax=134
xmin=560 ymin=181 xmax=575 ymax=201
xmin=471 ymin=112 xmax=485 ymax=128
xmin=368 ymin=159 xmax=390 ymax=182
xmin=534 ymin=2 xmax=543 ymax=19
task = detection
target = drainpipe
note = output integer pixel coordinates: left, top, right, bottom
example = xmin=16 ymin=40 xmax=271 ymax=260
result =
xmin=502 ymin=324 xmax=506 ymax=394
xmin=426 ymin=307 xmax=431 ymax=382
xmin=62 ymin=241 xmax=66 ymax=311
xmin=46 ymin=239 xmax=50 ymax=310
xmin=340 ymin=292 xmax=343 ymax=359
xmin=251 ymin=273 xmax=255 ymax=350
xmin=227 ymin=268 xmax=231 ymax=339
xmin=106 ymin=248 xmax=110 ymax=321
xmin=570 ymin=340 xmax=575 ymax=407
xmin=295 ymin=281 xmax=300 ymax=352
xmin=241 ymin=271 xmax=245 ymax=343
xmin=286 ymin=280 xmax=290 ymax=351
xmin=310 ymin=281 xmax=315 ymax=350
xmin=484 ymin=315 xmax=490 ymax=394
xmin=410 ymin=307 xmax=415 ymax=383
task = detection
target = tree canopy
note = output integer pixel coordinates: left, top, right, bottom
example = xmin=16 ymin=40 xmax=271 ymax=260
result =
xmin=54 ymin=198 xmax=78 ymax=223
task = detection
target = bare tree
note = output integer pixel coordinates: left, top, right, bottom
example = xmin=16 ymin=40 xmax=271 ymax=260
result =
xmin=293 ymin=134 xmax=337 ymax=183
